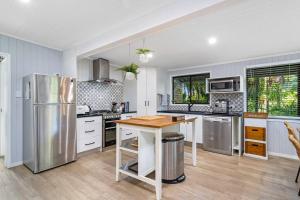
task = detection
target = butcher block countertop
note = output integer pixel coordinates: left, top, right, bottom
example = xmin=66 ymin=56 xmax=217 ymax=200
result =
xmin=114 ymin=115 xmax=197 ymax=128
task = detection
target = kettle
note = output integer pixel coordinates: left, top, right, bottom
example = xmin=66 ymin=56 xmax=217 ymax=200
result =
xmin=111 ymin=102 xmax=118 ymax=113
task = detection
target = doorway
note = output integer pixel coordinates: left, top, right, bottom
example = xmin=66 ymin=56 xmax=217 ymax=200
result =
xmin=0 ymin=53 xmax=11 ymax=168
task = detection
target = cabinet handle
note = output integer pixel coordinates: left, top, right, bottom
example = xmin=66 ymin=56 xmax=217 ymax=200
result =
xmin=145 ymin=101 xmax=146 ymax=106
xmin=147 ymin=101 xmax=149 ymax=106
xmin=85 ymin=120 xmax=95 ymax=123
xmin=126 ymin=132 xmax=133 ymax=136
xmin=252 ymin=129 xmax=258 ymax=131
xmin=85 ymin=130 xmax=95 ymax=133
xmin=251 ymin=144 xmax=259 ymax=147
xmin=85 ymin=142 xmax=95 ymax=146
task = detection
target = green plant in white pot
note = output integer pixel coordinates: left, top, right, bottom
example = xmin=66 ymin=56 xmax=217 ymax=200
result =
xmin=136 ymin=48 xmax=153 ymax=63
xmin=117 ymin=63 xmax=139 ymax=81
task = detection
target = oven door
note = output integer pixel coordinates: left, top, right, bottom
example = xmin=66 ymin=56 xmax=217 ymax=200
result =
xmin=210 ymin=80 xmax=234 ymax=92
xmin=104 ymin=128 xmax=116 ymax=147
xmin=103 ymin=118 xmax=119 ymax=147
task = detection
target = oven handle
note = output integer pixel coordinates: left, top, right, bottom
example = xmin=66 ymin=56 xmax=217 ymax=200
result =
xmin=105 ymin=120 xmax=115 ymax=123
xmin=105 ymin=127 xmax=116 ymax=130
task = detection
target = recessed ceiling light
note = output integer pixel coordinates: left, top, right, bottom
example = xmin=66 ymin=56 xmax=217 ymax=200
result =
xmin=208 ymin=37 xmax=217 ymax=45
xmin=19 ymin=0 xmax=31 ymax=4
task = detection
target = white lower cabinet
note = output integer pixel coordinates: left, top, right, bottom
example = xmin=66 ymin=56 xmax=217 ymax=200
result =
xmin=77 ymin=116 xmax=102 ymax=153
xmin=121 ymin=113 xmax=138 ymax=140
xmin=77 ymin=136 xmax=102 ymax=153
xmin=159 ymin=113 xmax=203 ymax=143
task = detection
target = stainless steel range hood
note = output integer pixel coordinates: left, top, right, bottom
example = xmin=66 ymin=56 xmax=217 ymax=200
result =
xmin=92 ymin=58 xmax=119 ymax=83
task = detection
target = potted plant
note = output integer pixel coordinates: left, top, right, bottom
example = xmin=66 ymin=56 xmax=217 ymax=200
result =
xmin=117 ymin=63 xmax=139 ymax=80
xmin=136 ymin=48 xmax=153 ymax=63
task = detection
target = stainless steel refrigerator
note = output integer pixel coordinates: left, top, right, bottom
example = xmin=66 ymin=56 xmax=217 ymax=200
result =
xmin=23 ymin=74 xmax=77 ymax=173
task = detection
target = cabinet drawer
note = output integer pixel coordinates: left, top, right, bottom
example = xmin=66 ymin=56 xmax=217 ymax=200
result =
xmin=245 ymin=126 xmax=265 ymax=141
xmin=77 ymin=136 xmax=101 ymax=153
xmin=79 ymin=126 xmax=101 ymax=139
xmin=80 ymin=116 xmax=102 ymax=124
xmin=121 ymin=129 xmax=138 ymax=140
xmin=245 ymin=141 xmax=266 ymax=156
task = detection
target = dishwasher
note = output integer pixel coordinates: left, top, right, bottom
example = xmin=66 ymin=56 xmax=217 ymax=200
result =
xmin=203 ymin=116 xmax=232 ymax=155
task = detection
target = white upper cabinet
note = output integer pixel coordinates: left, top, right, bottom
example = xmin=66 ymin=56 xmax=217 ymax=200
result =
xmin=137 ymin=67 xmax=157 ymax=116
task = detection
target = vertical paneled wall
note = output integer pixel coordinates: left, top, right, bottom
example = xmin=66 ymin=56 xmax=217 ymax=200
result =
xmin=267 ymin=119 xmax=300 ymax=158
xmin=0 ymin=34 xmax=62 ymax=164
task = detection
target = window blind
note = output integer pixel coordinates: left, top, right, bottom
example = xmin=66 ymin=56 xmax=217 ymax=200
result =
xmin=246 ymin=63 xmax=300 ymax=117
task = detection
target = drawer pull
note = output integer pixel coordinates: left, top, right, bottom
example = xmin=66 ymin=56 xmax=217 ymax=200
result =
xmin=126 ymin=132 xmax=133 ymax=136
xmin=85 ymin=120 xmax=95 ymax=123
xmin=85 ymin=130 xmax=95 ymax=133
xmin=105 ymin=127 xmax=116 ymax=130
xmin=251 ymin=144 xmax=259 ymax=147
xmin=252 ymin=129 xmax=258 ymax=132
xmin=85 ymin=142 xmax=95 ymax=146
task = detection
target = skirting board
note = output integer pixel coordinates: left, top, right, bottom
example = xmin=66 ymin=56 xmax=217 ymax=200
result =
xmin=268 ymin=152 xmax=298 ymax=160
xmin=7 ymin=161 xmax=23 ymax=168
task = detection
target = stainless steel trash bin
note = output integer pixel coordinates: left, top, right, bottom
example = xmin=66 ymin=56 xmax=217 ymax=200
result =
xmin=162 ymin=132 xmax=185 ymax=184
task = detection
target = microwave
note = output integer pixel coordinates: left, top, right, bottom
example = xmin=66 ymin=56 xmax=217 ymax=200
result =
xmin=210 ymin=78 xmax=240 ymax=92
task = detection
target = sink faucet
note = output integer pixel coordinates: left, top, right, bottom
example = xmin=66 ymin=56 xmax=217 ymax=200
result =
xmin=188 ymin=103 xmax=194 ymax=112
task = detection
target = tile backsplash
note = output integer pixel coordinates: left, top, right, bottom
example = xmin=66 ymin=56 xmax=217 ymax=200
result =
xmin=77 ymin=81 xmax=124 ymax=110
xmin=211 ymin=93 xmax=244 ymax=112
xmin=160 ymin=93 xmax=244 ymax=112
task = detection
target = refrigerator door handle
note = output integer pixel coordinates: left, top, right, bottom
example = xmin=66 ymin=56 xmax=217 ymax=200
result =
xmin=58 ymin=106 xmax=62 ymax=154
xmin=34 ymin=107 xmax=39 ymax=171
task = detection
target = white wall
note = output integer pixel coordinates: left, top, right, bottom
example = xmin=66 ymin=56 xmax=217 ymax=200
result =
xmin=123 ymin=79 xmax=137 ymax=112
xmin=157 ymin=68 xmax=168 ymax=95
xmin=0 ymin=34 xmax=62 ymax=165
xmin=62 ymin=49 xmax=77 ymax=78
xmin=163 ymin=51 xmax=300 ymax=159
xmin=77 ymin=58 xmax=92 ymax=81
xmin=166 ymin=52 xmax=300 ymax=94
xmin=77 ymin=58 xmax=123 ymax=82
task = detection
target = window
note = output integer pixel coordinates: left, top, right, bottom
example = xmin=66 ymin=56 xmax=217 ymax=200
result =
xmin=172 ymin=73 xmax=210 ymax=104
xmin=246 ymin=64 xmax=300 ymax=117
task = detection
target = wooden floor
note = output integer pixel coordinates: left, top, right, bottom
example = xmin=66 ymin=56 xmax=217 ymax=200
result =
xmin=0 ymin=147 xmax=299 ymax=200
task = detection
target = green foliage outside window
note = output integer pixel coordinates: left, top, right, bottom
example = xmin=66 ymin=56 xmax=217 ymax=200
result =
xmin=247 ymin=65 xmax=299 ymax=117
xmin=172 ymin=73 xmax=210 ymax=104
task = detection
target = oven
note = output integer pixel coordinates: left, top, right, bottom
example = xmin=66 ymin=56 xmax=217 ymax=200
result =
xmin=102 ymin=115 xmax=120 ymax=148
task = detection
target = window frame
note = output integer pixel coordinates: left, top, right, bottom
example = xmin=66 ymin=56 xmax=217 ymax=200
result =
xmin=171 ymin=72 xmax=210 ymax=105
xmin=245 ymin=62 xmax=300 ymax=118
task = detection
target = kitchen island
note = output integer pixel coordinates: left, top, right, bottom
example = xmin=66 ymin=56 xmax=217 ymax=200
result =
xmin=115 ymin=115 xmax=197 ymax=200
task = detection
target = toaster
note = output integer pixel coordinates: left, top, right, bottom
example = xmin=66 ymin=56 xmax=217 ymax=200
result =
xmin=77 ymin=105 xmax=90 ymax=114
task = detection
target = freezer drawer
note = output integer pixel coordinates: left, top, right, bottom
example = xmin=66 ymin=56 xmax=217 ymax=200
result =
xmin=34 ymin=104 xmax=76 ymax=172
xmin=203 ymin=116 xmax=232 ymax=155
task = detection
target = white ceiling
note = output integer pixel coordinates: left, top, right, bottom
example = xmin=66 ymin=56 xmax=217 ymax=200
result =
xmin=92 ymin=0 xmax=300 ymax=69
xmin=0 ymin=0 xmax=177 ymax=50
